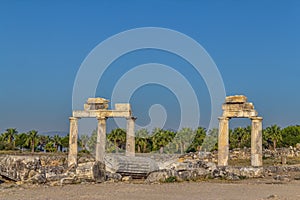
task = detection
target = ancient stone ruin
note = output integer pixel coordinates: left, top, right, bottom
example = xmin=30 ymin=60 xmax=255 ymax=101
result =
xmin=68 ymin=97 xmax=136 ymax=167
xmin=218 ymin=95 xmax=263 ymax=167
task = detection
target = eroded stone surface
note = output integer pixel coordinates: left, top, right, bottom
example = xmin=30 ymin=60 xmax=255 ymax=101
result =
xmin=69 ymin=97 xmax=136 ymax=166
xmin=218 ymin=95 xmax=263 ymax=167
xmin=225 ymin=95 xmax=248 ymax=103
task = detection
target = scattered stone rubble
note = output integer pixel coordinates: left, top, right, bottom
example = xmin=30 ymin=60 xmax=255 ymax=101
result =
xmin=0 ymin=148 xmax=300 ymax=186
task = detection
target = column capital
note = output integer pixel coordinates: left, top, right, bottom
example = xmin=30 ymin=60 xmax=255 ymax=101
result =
xmin=126 ymin=116 xmax=137 ymax=121
xmin=251 ymin=116 xmax=263 ymax=121
xmin=218 ymin=116 xmax=230 ymax=121
xmin=97 ymin=117 xmax=107 ymax=121
xmin=69 ymin=117 xmax=80 ymax=121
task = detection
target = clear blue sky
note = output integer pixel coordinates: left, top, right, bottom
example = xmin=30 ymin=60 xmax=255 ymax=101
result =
xmin=0 ymin=1 xmax=299 ymax=134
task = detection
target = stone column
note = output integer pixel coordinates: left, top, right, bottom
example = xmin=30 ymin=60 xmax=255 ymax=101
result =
xmin=251 ymin=117 xmax=263 ymax=167
xmin=96 ymin=117 xmax=107 ymax=163
xmin=218 ymin=117 xmax=229 ymax=166
xmin=68 ymin=117 xmax=79 ymax=167
xmin=126 ymin=117 xmax=136 ymax=157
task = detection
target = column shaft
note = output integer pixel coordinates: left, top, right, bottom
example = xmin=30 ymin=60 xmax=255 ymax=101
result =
xmin=126 ymin=117 xmax=136 ymax=157
xmin=96 ymin=117 xmax=107 ymax=162
xmin=218 ymin=117 xmax=229 ymax=166
xmin=68 ymin=117 xmax=79 ymax=167
xmin=251 ymin=117 xmax=263 ymax=167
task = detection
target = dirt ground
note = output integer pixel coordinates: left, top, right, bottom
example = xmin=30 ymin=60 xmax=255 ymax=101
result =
xmin=1 ymin=180 xmax=300 ymax=200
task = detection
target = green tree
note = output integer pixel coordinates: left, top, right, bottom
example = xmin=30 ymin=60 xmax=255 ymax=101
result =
xmin=152 ymin=128 xmax=175 ymax=153
xmin=230 ymin=126 xmax=251 ymax=149
xmin=186 ymin=127 xmax=206 ymax=153
xmin=135 ymin=129 xmax=149 ymax=153
xmin=264 ymin=125 xmax=282 ymax=150
xmin=53 ymin=134 xmax=62 ymax=152
xmin=39 ymin=135 xmax=52 ymax=151
xmin=15 ymin=133 xmax=28 ymax=151
xmin=107 ymin=128 xmax=126 ymax=153
xmin=3 ymin=128 xmax=18 ymax=149
xmin=281 ymin=125 xmax=300 ymax=147
xmin=61 ymin=135 xmax=69 ymax=152
xmin=45 ymin=141 xmax=56 ymax=152
xmin=26 ymin=130 xmax=39 ymax=153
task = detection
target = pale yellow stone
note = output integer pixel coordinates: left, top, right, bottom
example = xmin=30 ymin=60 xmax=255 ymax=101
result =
xmin=218 ymin=96 xmax=263 ymax=167
xmin=68 ymin=97 xmax=136 ymax=167
xmin=225 ymin=95 xmax=247 ymax=103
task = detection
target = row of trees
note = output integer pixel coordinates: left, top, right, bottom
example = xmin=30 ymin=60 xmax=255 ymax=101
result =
xmin=1 ymin=125 xmax=300 ymax=154
xmin=230 ymin=125 xmax=300 ymax=150
xmin=0 ymin=128 xmax=69 ymax=152
xmin=82 ymin=125 xmax=300 ymax=154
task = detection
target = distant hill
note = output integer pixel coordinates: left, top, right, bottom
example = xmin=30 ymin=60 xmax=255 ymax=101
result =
xmin=39 ymin=131 xmax=69 ymax=137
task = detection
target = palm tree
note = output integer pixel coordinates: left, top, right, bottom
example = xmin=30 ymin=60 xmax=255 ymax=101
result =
xmin=107 ymin=128 xmax=126 ymax=153
xmin=264 ymin=125 xmax=282 ymax=150
xmin=3 ymin=128 xmax=18 ymax=148
xmin=186 ymin=127 xmax=207 ymax=152
xmin=39 ymin=135 xmax=52 ymax=152
xmin=26 ymin=130 xmax=39 ymax=153
xmin=15 ymin=133 xmax=27 ymax=151
xmin=230 ymin=126 xmax=251 ymax=149
xmin=135 ymin=129 xmax=149 ymax=153
xmin=61 ymin=135 xmax=69 ymax=151
xmin=52 ymin=134 xmax=63 ymax=152
xmin=152 ymin=128 xmax=175 ymax=154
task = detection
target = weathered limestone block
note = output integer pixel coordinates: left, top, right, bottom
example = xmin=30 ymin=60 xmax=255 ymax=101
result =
xmin=76 ymin=161 xmax=106 ymax=183
xmin=105 ymin=155 xmax=159 ymax=178
xmin=105 ymin=172 xmax=122 ymax=182
xmin=296 ymin=143 xmax=300 ymax=150
xmin=115 ymin=104 xmax=131 ymax=111
xmin=222 ymin=103 xmax=254 ymax=112
xmin=85 ymin=98 xmax=109 ymax=110
xmin=225 ymin=95 xmax=247 ymax=103
xmin=146 ymin=170 xmax=171 ymax=183
xmin=0 ymin=155 xmax=43 ymax=182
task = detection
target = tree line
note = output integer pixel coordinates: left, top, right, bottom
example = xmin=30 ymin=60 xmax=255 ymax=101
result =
xmin=0 ymin=128 xmax=69 ymax=152
xmin=1 ymin=125 xmax=300 ymax=153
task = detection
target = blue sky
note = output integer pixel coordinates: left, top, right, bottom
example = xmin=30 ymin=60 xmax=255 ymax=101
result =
xmin=0 ymin=1 xmax=299 ymax=135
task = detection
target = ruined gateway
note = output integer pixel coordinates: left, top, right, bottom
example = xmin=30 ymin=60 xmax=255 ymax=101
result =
xmin=68 ymin=98 xmax=160 ymax=177
xmin=218 ymin=95 xmax=263 ymax=167
xmin=0 ymin=96 xmax=269 ymax=184
xmin=68 ymin=98 xmax=136 ymax=166
xmin=68 ymin=95 xmax=263 ymax=171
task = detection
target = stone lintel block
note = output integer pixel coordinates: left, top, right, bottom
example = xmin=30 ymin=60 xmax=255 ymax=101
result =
xmin=225 ymin=95 xmax=247 ymax=103
xmin=87 ymin=97 xmax=109 ymax=104
xmin=223 ymin=110 xmax=258 ymax=118
xmin=251 ymin=116 xmax=263 ymax=121
xmin=84 ymin=103 xmax=90 ymax=111
xmin=73 ymin=110 xmax=98 ymax=118
xmin=104 ymin=111 xmax=131 ymax=118
xmin=222 ymin=102 xmax=255 ymax=112
xmin=115 ymin=104 xmax=131 ymax=111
